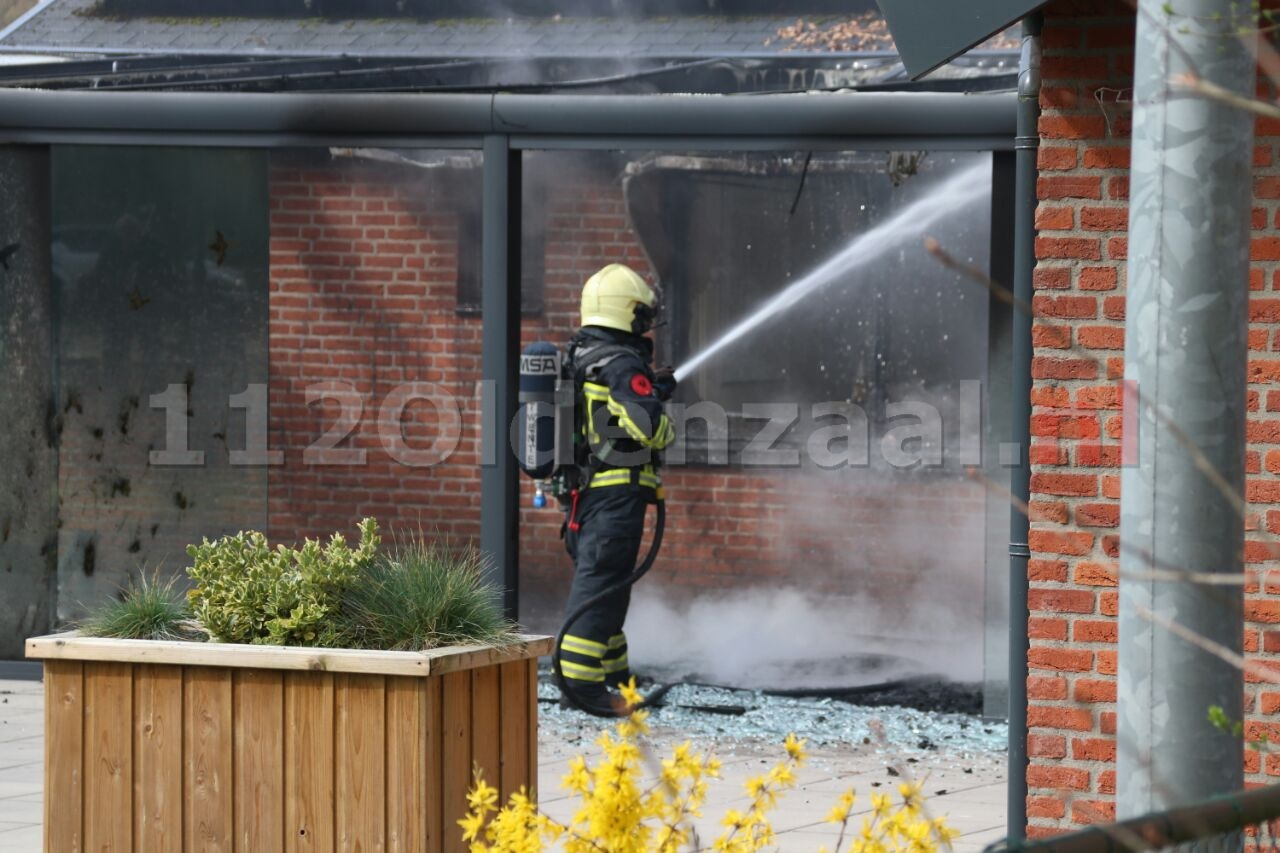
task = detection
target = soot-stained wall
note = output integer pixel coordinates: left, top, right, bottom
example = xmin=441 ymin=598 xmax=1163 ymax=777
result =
xmin=49 ymin=146 xmax=270 ymax=622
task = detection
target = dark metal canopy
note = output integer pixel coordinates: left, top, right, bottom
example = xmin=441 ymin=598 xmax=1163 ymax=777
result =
xmin=0 ymin=89 xmax=1016 ymax=149
xmin=0 ymin=54 xmax=1018 ymax=95
xmin=103 ymin=0 xmax=882 ymax=17
xmin=875 ymin=0 xmax=1046 ymax=78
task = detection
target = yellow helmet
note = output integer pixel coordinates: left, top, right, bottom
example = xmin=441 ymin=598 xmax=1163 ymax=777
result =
xmin=581 ymin=263 xmax=657 ymax=334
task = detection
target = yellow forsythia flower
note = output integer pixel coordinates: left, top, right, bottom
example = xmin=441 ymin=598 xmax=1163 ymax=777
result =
xmin=898 ymin=779 xmax=924 ymax=815
xmin=460 ymin=726 xmax=958 ymax=853
xmin=618 ymin=677 xmax=644 ymax=707
xmin=826 ymin=787 xmax=857 ymax=824
xmin=871 ymin=792 xmax=894 ymax=819
xmin=783 ymin=732 xmax=809 ymax=764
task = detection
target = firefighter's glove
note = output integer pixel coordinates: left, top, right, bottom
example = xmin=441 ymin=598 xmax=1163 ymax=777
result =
xmin=653 ymin=367 xmax=677 ymax=401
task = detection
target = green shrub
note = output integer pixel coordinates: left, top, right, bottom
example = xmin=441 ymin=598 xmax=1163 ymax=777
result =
xmin=80 ymin=571 xmax=196 ymax=641
xmin=336 ymin=534 xmax=514 ymax=651
xmin=186 ymin=517 xmax=380 ymax=646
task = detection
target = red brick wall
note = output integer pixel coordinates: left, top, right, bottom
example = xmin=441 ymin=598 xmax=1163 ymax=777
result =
xmin=268 ymin=156 xmax=483 ymax=541
xmin=265 ymin=152 xmax=989 ymax=619
xmin=1028 ymin=0 xmax=1280 ymax=834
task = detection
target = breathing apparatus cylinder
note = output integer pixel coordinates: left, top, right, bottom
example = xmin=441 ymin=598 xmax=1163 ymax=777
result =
xmin=517 ymin=342 xmax=573 ymax=506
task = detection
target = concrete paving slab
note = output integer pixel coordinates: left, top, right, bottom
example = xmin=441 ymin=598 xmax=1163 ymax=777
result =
xmin=0 ymin=763 xmax=41 ymax=788
xmin=0 ymin=696 xmax=43 ymax=714
xmin=0 ymin=783 xmax=40 ymax=799
xmin=0 ymin=779 xmax=44 ymax=799
xmin=0 ymin=822 xmax=42 ymax=852
xmin=0 ymin=796 xmax=43 ymax=825
xmin=0 ymin=728 xmax=42 ymax=745
xmin=958 ymin=822 xmax=1007 ymax=836
xmin=0 ymin=741 xmax=41 ymax=770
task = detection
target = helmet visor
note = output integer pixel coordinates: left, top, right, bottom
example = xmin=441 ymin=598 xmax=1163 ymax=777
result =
xmin=632 ymin=300 xmax=656 ymax=335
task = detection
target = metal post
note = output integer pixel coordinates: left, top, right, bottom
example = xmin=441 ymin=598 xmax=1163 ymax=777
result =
xmin=1119 ymin=0 xmax=1255 ymax=824
xmin=1007 ymin=13 xmax=1041 ymax=843
xmin=986 ymin=149 xmax=1015 ymax=724
xmin=480 ymin=134 xmax=522 ymax=620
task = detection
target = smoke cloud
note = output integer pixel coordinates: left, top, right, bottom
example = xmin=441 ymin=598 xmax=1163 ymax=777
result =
xmin=626 ymin=575 xmax=985 ymax=692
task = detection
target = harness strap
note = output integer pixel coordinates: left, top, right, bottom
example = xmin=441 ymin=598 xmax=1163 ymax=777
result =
xmin=589 ymin=464 xmax=660 ymax=490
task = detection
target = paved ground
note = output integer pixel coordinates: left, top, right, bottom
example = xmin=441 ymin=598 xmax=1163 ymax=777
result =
xmin=0 ymin=676 xmax=1007 ymax=852
xmin=0 ymin=678 xmax=42 ymax=852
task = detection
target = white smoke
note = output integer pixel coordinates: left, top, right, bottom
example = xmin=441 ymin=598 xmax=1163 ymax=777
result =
xmin=626 ymin=580 xmax=985 ymax=691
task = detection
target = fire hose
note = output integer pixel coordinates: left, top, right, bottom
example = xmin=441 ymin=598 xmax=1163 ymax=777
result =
xmin=552 ymin=498 xmax=674 ymax=718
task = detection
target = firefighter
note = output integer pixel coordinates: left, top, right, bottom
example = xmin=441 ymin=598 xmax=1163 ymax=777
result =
xmin=558 ymin=263 xmax=677 ymax=716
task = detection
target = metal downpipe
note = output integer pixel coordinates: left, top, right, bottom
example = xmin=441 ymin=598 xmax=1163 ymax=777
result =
xmin=1008 ymin=11 xmax=1042 ymax=845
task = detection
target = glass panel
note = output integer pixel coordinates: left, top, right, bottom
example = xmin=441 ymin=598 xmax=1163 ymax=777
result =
xmin=518 ymin=149 xmax=998 ymax=707
xmin=24 ymin=144 xmax=489 ymax=628
xmin=50 ymin=146 xmax=270 ymax=621
xmin=0 ymin=146 xmax=56 ymax=656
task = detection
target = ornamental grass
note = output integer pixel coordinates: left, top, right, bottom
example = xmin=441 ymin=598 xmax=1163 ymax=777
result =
xmin=81 ymin=518 xmax=515 ymax=652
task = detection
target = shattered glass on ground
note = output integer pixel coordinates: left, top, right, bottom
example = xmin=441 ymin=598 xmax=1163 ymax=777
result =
xmin=537 ymin=669 xmax=1008 ymax=758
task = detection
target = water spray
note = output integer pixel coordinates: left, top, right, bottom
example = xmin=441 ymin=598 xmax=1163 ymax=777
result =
xmin=672 ymin=161 xmax=990 ymax=384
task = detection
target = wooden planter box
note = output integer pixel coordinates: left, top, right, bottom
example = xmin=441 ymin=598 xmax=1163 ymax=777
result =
xmin=27 ymin=631 xmax=554 ymax=853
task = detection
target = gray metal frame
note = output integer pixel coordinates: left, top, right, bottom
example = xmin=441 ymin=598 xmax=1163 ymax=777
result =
xmin=0 ymin=90 xmax=1015 ymax=149
xmin=481 ymin=133 xmax=523 ymax=619
xmin=0 ymin=87 xmax=1023 ymax=778
xmin=0 ymin=85 xmax=1017 ymax=603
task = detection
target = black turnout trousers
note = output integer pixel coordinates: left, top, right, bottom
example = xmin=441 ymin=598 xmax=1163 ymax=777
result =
xmin=559 ymin=485 xmax=651 ymax=699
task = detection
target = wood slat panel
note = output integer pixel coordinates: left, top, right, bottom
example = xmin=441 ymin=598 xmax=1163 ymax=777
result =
xmin=285 ymin=671 xmax=335 ymax=853
xmin=471 ymin=666 xmax=500 ymax=797
xmin=424 ymin=677 xmax=443 ymax=853
xmin=233 ymin=669 xmax=284 ymax=853
xmin=498 ymin=660 xmax=530 ymax=799
xmin=185 ymin=667 xmax=233 ymax=852
xmin=133 ymin=665 xmax=183 ymax=851
xmin=335 ymin=674 xmax=386 ymax=852
xmin=28 ymin=632 xmax=554 ymax=677
xmin=441 ymin=671 xmax=471 ymax=853
xmin=418 ymin=638 xmax=555 ymax=676
xmin=44 ymin=660 xmax=84 ymax=853
xmin=85 ymin=662 xmax=133 ymax=853
xmin=385 ymin=678 xmax=425 ymax=853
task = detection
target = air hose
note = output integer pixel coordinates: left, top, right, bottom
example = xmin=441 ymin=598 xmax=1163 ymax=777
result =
xmin=553 ymin=498 xmax=672 ymax=718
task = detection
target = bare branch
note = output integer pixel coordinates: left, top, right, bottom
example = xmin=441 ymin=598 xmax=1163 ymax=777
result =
xmin=1174 ymin=73 xmax=1280 ymax=120
xmin=1240 ymin=29 xmax=1280 ymax=95
xmin=926 ymin=238 xmax=1033 ymax=317
xmin=1134 ymin=601 xmax=1280 ymax=685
